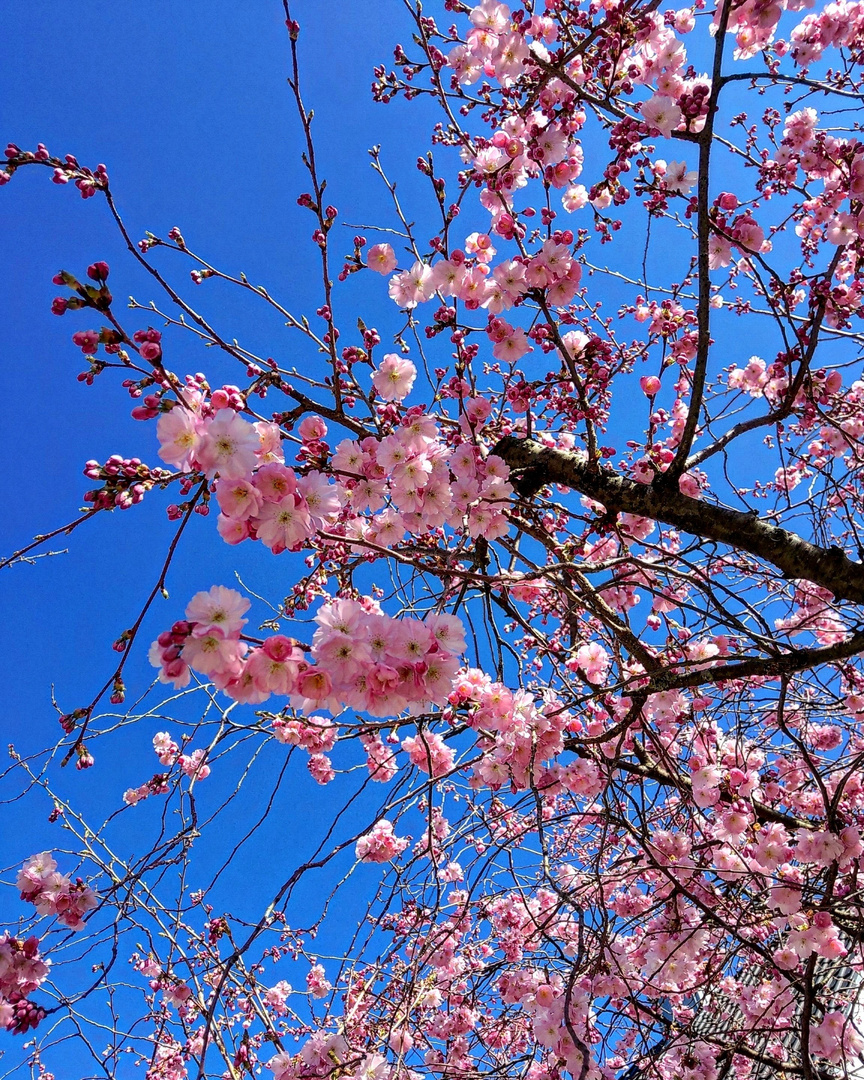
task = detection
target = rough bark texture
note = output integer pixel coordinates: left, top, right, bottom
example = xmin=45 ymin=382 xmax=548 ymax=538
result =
xmin=493 ymin=436 xmax=864 ymax=606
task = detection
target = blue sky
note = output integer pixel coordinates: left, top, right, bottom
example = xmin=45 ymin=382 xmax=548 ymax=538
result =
xmin=0 ymin=2 xmax=810 ymax=1073
xmin=0 ymin=0 xmax=785 ymax=896
xmin=0 ymin=1 xmax=436 ymax=750
xmin=0 ymin=4 xmax=446 ymax=1072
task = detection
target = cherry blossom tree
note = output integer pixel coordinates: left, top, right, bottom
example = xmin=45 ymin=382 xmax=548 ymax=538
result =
xmin=4 ymin=0 xmax=864 ymax=1078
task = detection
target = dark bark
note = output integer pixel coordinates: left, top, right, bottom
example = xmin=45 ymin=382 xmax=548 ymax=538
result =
xmin=493 ymin=436 xmax=864 ymax=606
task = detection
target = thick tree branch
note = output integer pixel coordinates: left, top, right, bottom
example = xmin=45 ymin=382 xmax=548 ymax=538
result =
xmin=652 ymin=630 xmax=864 ymax=689
xmin=493 ymin=436 xmax=864 ymax=605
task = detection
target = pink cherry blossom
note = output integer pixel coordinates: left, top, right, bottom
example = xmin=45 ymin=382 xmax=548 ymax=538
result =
xmin=185 ymin=585 xmax=250 ymax=634
xmin=388 ymin=261 xmax=433 ymax=308
xmin=355 ymin=819 xmax=409 ymax=863
xmin=196 ymin=409 xmax=260 ymax=480
xmin=640 ymin=94 xmax=683 ymax=138
xmin=156 ymin=408 xmax=201 ymax=471
xmin=366 ymin=242 xmax=398 ymax=274
xmin=372 ymin=353 xmax=417 ymax=401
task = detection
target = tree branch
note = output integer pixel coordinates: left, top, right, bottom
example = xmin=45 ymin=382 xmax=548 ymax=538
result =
xmin=493 ymin=436 xmax=864 ymax=605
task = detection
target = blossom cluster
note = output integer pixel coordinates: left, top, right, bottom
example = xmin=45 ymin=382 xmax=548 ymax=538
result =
xmin=267 ymin=1034 xmax=420 ymax=1080
xmin=773 ymin=910 xmax=848 ymax=969
xmin=16 ymin=852 xmax=97 ymax=931
xmin=271 ymin=714 xmax=339 ymax=785
xmin=307 ymin=597 xmax=466 ymax=716
xmin=355 ymin=819 xmax=410 ymax=864
xmin=150 ymin=588 xmax=467 ymax=721
xmin=157 ymin=376 xmax=514 ymax=555
xmin=156 ymin=396 xmax=340 ymax=552
xmin=451 ymin=670 xmax=603 ymax=796
xmin=498 ymin=968 xmax=594 ymax=1080
xmin=385 ymin=235 xmax=582 ymax=313
xmin=0 ymin=935 xmax=49 ymax=1034
xmin=329 ymin=417 xmax=513 ymax=542
xmin=443 ymin=1 xmax=709 ymax=217
xmin=122 ymin=732 xmax=211 ymax=806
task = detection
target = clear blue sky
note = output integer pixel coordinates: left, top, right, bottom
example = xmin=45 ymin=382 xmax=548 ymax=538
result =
xmin=0 ymin=4 xmax=790 ymax=1073
xmin=0 ymin=1 xmax=437 ymax=762
xmin=0 ymin=4 xmax=443 ymax=1071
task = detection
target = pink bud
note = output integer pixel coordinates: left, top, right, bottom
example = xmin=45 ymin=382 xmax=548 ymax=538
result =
xmin=494 ymin=213 xmax=516 ymax=239
xmin=87 ymin=261 xmax=110 ymax=282
xmin=640 ymin=375 xmax=661 ymax=396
